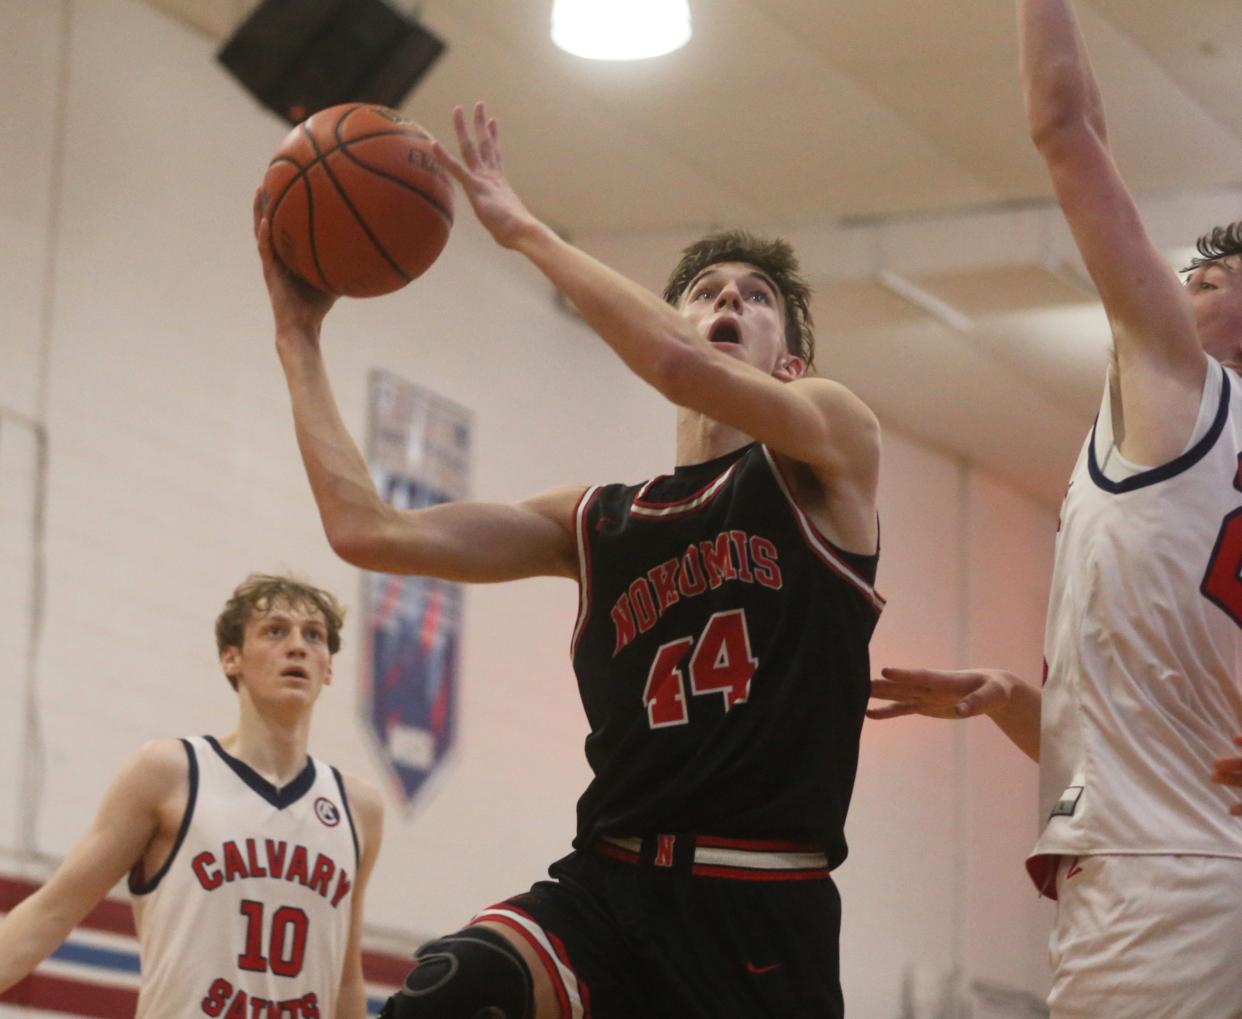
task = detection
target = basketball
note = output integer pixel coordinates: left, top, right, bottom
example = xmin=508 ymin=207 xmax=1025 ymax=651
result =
xmin=261 ymin=103 xmax=454 ymax=298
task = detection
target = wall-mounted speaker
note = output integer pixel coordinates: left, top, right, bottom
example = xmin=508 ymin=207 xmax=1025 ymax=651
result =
xmin=218 ymin=0 xmax=445 ymax=124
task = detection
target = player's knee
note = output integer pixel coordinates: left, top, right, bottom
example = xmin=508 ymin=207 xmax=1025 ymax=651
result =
xmin=379 ymin=925 xmax=533 ymax=1019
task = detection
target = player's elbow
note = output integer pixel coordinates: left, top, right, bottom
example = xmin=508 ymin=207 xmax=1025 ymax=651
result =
xmin=1025 ymin=65 xmax=1095 ymax=149
xmin=324 ymin=509 xmax=395 ymax=571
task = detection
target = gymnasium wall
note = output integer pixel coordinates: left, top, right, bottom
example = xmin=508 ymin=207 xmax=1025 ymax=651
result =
xmin=1 ymin=2 xmax=1056 ymax=1016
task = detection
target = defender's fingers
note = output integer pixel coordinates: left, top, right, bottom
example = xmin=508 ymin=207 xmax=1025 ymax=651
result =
xmin=865 ymin=704 xmax=918 ymax=720
xmin=868 ymin=680 xmax=936 ymax=703
xmin=1211 ymin=756 xmax=1242 ymax=775
xmin=452 ymin=105 xmax=478 ymax=167
xmin=473 ymin=103 xmax=494 ymax=162
xmin=880 ymin=666 xmax=963 ymax=686
xmin=954 ymin=691 xmax=998 ymax=717
xmin=488 ymin=117 xmax=502 ymax=167
xmin=879 ymin=668 xmax=978 ymax=697
xmin=431 ymin=139 xmax=469 ymax=184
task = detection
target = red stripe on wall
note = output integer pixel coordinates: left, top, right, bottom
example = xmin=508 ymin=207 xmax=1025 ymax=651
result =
xmin=0 ymin=878 xmax=136 ymax=937
xmin=0 ymin=973 xmax=138 ymax=1018
xmin=361 ymin=949 xmax=412 ymax=986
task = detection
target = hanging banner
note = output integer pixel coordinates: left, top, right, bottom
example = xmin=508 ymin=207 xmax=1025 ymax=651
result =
xmin=362 ymin=369 xmax=471 ymax=809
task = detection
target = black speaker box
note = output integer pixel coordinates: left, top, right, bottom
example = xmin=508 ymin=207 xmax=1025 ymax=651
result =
xmin=218 ymin=0 xmax=445 ymax=124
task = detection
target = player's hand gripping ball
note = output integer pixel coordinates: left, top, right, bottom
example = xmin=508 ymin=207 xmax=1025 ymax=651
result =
xmin=261 ymin=103 xmax=454 ymax=298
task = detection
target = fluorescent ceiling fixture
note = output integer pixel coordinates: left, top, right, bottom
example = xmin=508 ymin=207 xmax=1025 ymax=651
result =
xmin=552 ymin=0 xmax=692 ymax=61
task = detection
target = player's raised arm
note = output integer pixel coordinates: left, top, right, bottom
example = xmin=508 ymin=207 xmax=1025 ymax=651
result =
xmin=431 ymin=103 xmax=879 ymax=485
xmin=0 ymin=740 xmax=184 ymax=992
xmin=255 ymin=189 xmax=582 ymax=583
xmin=1019 ymin=0 xmax=1206 ymax=463
xmin=868 ymin=667 xmax=1042 ymax=762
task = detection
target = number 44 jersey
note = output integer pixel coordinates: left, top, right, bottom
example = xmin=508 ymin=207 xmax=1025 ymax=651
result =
xmin=569 ymin=443 xmax=884 ymax=867
xmin=1030 ymin=361 xmax=1242 ymax=894
xmin=130 ymin=736 xmax=358 ymax=1019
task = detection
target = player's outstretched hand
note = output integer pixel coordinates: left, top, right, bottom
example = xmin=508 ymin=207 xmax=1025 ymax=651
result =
xmin=253 ymin=186 xmax=336 ymax=341
xmin=432 ymin=102 xmax=538 ymax=251
xmin=1209 ymin=735 xmax=1242 ymax=816
xmin=867 ymin=667 xmax=1014 ymax=721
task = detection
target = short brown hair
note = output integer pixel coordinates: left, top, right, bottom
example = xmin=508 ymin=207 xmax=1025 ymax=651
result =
xmin=215 ymin=574 xmax=345 ymax=689
xmin=662 ymin=229 xmax=815 ymax=368
xmin=1183 ymin=221 xmax=1242 ymax=273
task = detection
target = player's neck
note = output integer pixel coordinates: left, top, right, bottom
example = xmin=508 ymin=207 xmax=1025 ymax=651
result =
xmin=223 ymin=704 xmax=312 ymax=787
xmin=675 ymin=408 xmax=752 ymax=468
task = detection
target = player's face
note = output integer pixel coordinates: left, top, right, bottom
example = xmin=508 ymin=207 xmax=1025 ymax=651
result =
xmin=1185 ymin=256 xmax=1242 ymax=367
xmin=680 ymin=262 xmax=800 ymax=377
xmin=221 ymin=600 xmax=333 ymax=707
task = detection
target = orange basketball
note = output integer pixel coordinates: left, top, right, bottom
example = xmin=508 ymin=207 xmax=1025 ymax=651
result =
xmin=261 ymin=103 xmax=454 ymax=298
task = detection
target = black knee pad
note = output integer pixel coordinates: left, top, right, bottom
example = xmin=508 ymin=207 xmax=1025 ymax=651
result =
xmin=379 ymin=925 xmax=533 ymax=1019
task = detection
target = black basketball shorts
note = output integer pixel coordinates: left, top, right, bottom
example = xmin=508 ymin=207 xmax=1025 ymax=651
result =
xmin=470 ymin=834 xmax=843 ymax=1019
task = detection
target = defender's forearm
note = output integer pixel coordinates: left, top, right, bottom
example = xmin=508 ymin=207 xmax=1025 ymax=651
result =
xmin=1019 ymin=0 xmax=1106 ymax=145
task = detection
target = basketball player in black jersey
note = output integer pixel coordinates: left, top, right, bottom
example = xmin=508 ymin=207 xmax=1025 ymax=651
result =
xmin=258 ymin=102 xmax=883 ymax=1018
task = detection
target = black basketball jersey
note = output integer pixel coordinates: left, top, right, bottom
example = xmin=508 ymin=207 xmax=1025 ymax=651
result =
xmin=569 ymin=442 xmax=883 ymax=867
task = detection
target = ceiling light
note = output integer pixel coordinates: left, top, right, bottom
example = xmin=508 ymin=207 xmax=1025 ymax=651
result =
xmin=551 ymin=0 xmax=691 ymax=61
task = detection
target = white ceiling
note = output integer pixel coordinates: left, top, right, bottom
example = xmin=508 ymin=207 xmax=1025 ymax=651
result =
xmin=147 ymin=0 xmax=1242 ymax=505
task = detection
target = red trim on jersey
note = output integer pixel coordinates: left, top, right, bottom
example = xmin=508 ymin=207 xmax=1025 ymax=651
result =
xmin=0 ymin=878 xmax=136 ymax=937
xmin=473 ymin=909 xmax=574 ymax=1019
xmin=690 ymin=863 xmax=832 ymax=882
xmin=694 ymin=835 xmax=821 ymax=853
xmin=0 ymin=973 xmax=138 ymax=1018
xmin=570 ymin=486 xmax=601 ymax=659
xmin=761 ymin=447 xmax=885 ymax=612
xmin=630 ymin=462 xmax=740 ymax=518
xmin=1025 ymin=853 xmax=1060 ymax=900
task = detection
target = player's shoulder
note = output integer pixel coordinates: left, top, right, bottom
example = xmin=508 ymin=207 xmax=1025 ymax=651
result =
xmin=336 ymin=769 xmax=384 ymax=824
xmin=784 ymin=376 xmax=881 ymax=481
xmin=335 ymin=768 xmax=385 ymax=859
xmin=521 ymin=484 xmax=591 ymax=518
xmin=132 ymin=736 xmax=192 ymax=773
xmin=110 ymin=737 xmax=192 ymax=801
xmin=791 ymin=376 xmax=879 ymax=425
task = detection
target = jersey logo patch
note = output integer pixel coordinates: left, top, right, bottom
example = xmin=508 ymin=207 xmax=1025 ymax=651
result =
xmin=1050 ymin=785 xmax=1084 ymax=818
xmin=314 ymin=797 xmax=341 ymax=827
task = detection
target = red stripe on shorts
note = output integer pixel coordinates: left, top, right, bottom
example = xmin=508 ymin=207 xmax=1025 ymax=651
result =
xmin=474 ymin=909 xmax=573 ymax=1019
xmin=690 ymin=863 xmax=832 ymax=882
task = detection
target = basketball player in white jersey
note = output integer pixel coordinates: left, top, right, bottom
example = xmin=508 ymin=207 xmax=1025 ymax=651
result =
xmin=868 ymin=2 xmax=1242 ymax=1017
xmin=0 ymin=574 xmax=384 ymax=1019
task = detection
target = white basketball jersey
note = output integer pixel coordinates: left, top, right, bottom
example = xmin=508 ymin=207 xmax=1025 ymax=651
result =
xmin=130 ymin=736 xmax=359 ymax=1018
xmin=1029 ymin=361 xmax=1242 ymax=895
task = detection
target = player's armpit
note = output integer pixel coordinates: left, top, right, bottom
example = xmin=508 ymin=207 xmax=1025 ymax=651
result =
xmin=0 ymin=739 xmax=186 ymax=993
xmin=342 ymin=485 xmax=585 ymax=583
